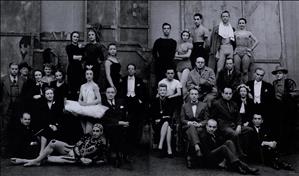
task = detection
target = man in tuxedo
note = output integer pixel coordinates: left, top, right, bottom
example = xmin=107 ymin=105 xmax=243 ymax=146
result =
xmin=180 ymin=88 xmax=209 ymax=168
xmin=102 ymin=87 xmax=131 ymax=168
xmin=216 ymin=58 xmax=241 ymax=93
xmin=210 ymin=87 xmax=254 ymax=157
xmin=120 ymin=63 xmax=145 ymax=146
xmin=246 ymin=67 xmax=274 ymax=131
xmin=199 ymin=119 xmax=259 ymax=175
xmin=1 ymin=62 xmax=26 ymax=156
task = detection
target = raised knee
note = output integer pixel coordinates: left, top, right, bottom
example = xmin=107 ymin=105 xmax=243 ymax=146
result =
xmin=49 ymin=140 xmax=57 ymax=147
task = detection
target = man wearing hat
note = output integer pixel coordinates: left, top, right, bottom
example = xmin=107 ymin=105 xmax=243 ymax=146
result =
xmin=272 ymin=65 xmax=297 ymax=153
xmin=19 ymin=62 xmax=32 ymax=80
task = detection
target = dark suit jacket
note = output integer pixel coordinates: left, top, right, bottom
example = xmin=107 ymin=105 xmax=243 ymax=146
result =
xmin=246 ymin=80 xmax=274 ymax=106
xmin=102 ymin=98 xmax=128 ymax=127
xmin=180 ymin=101 xmax=209 ymax=129
xmin=216 ymin=68 xmax=241 ymax=92
xmin=0 ymin=75 xmax=26 ymax=115
xmin=210 ymin=98 xmax=241 ymax=130
xmin=198 ymin=128 xmax=225 ymax=158
xmin=120 ymin=75 xmax=145 ymax=102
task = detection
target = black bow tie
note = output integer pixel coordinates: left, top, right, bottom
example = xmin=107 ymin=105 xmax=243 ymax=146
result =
xmin=191 ymin=101 xmax=198 ymax=105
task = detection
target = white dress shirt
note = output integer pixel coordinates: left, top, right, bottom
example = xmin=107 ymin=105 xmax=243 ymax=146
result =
xmin=254 ymin=80 xmax=262 ymax=104
xmin=127 ymin=76 xmax=136 ymax=97
xmin=192 ymin=105 xmax=197 ymax=117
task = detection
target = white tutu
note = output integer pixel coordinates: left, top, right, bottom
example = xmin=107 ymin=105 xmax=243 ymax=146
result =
xmin=65 ymin=100 xmax=108 ymax=119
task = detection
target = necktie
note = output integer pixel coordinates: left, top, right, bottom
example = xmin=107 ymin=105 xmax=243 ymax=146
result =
xmin=227 ymin=102 xmax=231 ymax=112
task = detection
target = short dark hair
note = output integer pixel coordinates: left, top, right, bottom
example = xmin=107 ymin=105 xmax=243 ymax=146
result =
xmin=221 ymin=10 xmax=230 ymax=17
xmin=54 ymin=69 xmax=65 ymax=80
xmin=165 ymin=67 xmax=175 ymax=72
xmin=108 ymin=43 xmax=117 ymax=49
xmin=9 ymin=62 xmax=18 ymax=68
xmin=189 ymin=87 xmax=199 ymax=93
xmin=158 ymin=83 xmax=167 ymax=89
xmin=181 ymin=30 xmax=191 ymax=39
xmin=106 ymin=86 xmax=117 ymax=93
xmin=70 ymin=31 xmax=80 ymax=41
xmin=194 ymin=13 xmax=203 ymax=19
xmin=127 ymin=63 xmax=136 ymax=70
xmin=162 ymin=23 xmax=171 ymax=29
xmin=238 ymin=18 xmax=247 ymax=24
xmin=222 ymin=86 xmax=233 ymax=93
xmin=255 ymin=67 xmax=265 ymax=73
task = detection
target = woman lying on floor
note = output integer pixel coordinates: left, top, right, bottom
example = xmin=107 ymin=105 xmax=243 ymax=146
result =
xmin=10 ymin=123 xmax=107 ymax=167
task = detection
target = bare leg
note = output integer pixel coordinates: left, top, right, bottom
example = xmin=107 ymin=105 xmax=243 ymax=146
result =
xmin=181 ymin=69 xmax=190 ymax=97
xmin=85 ymin=121 xmax=93 ymax=134
xmin=177 ymin=72 xmax=182 ymax=81
xmin=24 ymin=140 xmax=72 ymax=167
xmin=80 ymin=120 xmax=86 ymax=134
xmin=242 ymin=55 xmax=251 ymax=83
xmin=39 ymin=136 xmax=47 ymax=155
xmin=47 ymin=156 xmax=76 ymax=164
xmin=233 ymin=54 xmax=242 ymax=72
xmin=166 ymin=126 xmax=172 ymax=154
xmin=158 ymin=122 xmax=169 ymax=150
xmin=10 ymin=158 xmax=31 ymax=165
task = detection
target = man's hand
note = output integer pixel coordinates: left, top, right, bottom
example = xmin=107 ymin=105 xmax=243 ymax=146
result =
xmin=49 ymin=124 xmax=58 ymax=131
xmin=243 ymin=122 xmax=249 ymax=127
xmin=155 ymin=119 xmax=161 ymax=123
xmin=235 ymin=125 xmax=241 ymax=135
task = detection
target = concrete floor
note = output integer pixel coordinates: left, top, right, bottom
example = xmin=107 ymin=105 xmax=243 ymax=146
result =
xmin=1 ymin=149 xmax=298 ymax=176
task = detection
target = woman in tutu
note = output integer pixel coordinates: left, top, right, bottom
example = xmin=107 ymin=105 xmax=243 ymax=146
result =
xmin=65 ymin=69 xmax=108 ymax=134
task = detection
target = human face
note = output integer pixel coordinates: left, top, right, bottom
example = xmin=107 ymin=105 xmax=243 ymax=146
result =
xmin=10 ymin=64 xmax=19 ymax=76
xmin=206 ymin=120 xmax=217 ymax=135
xmin=225 ymin=59 xmax=234 ymax=70
xmin=44 ymin=66 xmax=52 ymax=76
xmin=85 ymin=70 xmax=93 ymax=81
xmin=20 ymin=113 xmax=31 ymax=126
xmin=222 ymin=88 xmax=233 ymax=101
xmin=162 ymin=25 xmax=171 ymax=37
xmin=255 ymin=69 xmax=265 ymax=82
xmin=92 ymin=126 xmax=103 ymax=138
xmin=45 ymin=89 xmax=54 ymax=101
xmin=106 ymin=87 xmax=116 ymax=100
xmin=181 ymin=32 xmax=190 ymax=42
xmin=189 ymin=89 xmax=199 ymax=102
xmin=71 ymin=32 xmax=79 ymax=44
xmin=194 ymin=15 xmax=202 ymax=27
xmin=88 ymin=30 xmax=96 ymax=42
xmin=252 ymin=114 xmax=263 ymax=127
xmin=158 ymin=87 xmax=167 ymax=97
xmin=127 ymin=65 xmax=136 ymax=76
xmin=195 ymin=57 xmax=205 ymax=70
xmin=55 ymin=71 xmax=63 ymax=82
xmin=221 ymin=12 xmax=230 ymax=24
xmin=34 ymin=71 xmax=42 ymax=82
xmin=108 ymin=45 xmax=117 ymax=56
xmin=238 ymin=19 xmax=246 ymax=30
xmin=166 ymin=69 xmax=175 ymax=80
xmin=20 ymin=67 xmax=29 ymax=77
xmin=239 ymin=87 xmax=248 ymax=98
xmin=275 ymin=71 xmax=284 ymax=80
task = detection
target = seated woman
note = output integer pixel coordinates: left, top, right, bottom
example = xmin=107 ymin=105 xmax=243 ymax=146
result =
xmin=150 ymin=83 xmax=174 ymax=157
xmin=10 ymin=123 xmax=107 ymax=167
xmin=174 ymin=30 xmax=193 ymax=96
xmin=233 ymin=84 xmax=254 ymax=127
xmin=50 ymin=69 xmax=68 ymax=110
xmin=64 ymin=69 xmax=108 ymax=134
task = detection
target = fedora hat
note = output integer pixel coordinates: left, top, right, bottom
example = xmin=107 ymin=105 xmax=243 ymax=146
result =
xmin=272 ymin=65 xmax=288 ymax=75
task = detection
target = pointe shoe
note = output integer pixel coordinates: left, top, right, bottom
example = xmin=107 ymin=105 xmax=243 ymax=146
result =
xmin=24 ymin=161 xmax=41 ymax=167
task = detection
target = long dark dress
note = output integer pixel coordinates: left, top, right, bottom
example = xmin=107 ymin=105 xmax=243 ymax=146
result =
xmin=84 ymin=43 xmax=106 ymax=86
xmin=106 ymin=59 xmax=121 ymax=92
xmin=66 ymin=44 xmax=84 ymax=100
xmin=50 ymin=81 xmax=68 ymax=110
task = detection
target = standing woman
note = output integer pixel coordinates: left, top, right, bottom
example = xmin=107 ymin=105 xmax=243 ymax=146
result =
xmin=66 ymin=31 xmax=84 ymax=100
xmin=83 ymin=27 xmax=107 ymax=86
xmin=174 ymin=30 xmax=193 ymax=96
xmin=64 ymin=69 xmax=108 ymax=134
xmin=234 ymin=18 xmax=259 ymax=83
xmin=104 ymin=43 xmax=121 ymax=93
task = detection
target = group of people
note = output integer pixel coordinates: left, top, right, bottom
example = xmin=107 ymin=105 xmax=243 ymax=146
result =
xmin=0 ymin=9 xmax=297 ymax=175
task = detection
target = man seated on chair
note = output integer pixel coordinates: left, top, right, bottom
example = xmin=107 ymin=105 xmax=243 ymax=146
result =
xmin=102 ymin=87 xmax=131 ymax=168
xmin=198 ymin=119 xmax=259 ymax=175
xmin=210 ymin=86 xmax=254 ymax=158
xmin=180 ymin=88 xmax=209 ymax=168
xmin=186 ymin=57 xmax=217 ymax=107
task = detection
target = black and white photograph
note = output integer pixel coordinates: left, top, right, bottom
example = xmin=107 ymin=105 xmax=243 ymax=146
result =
xmin=1 ymin=1 xmax=299 ymax=175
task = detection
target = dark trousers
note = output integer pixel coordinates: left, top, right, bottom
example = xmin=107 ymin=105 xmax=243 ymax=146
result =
xmin=207 ymin=140 xmax=239 ymax=166
xmin=185 ymin=125 xmax=203 ymax=146
xmin=105 ymin=125 xmax=131 ymax=155
xmin=221 ymin=126 xmax=254 ymax=156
